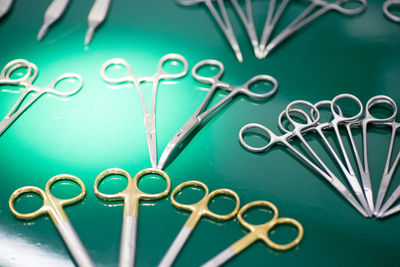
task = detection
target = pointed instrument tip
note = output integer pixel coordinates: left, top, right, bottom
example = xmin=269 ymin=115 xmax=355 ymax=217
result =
xmin=37 ymin=24 xmax=49 ymax=41
xmin=254 ymin=48 xmax=264 ymax=60
xmin=84 ymin=27 xmax=94 ymax=45
xmin=235 ymin=51 xmax=243 ymax=63
xmin=263 ymin=49 xmax=270 ymax=59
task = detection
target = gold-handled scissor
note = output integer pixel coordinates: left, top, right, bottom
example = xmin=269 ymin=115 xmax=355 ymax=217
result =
xmin=202 ymin=200 xmax=303 ymax=267
xmin=94 ymin=168 xmax=171 ymax=267
xmin=9 ymin=174 xmax=94 ymax=267
xmin=159 ymin=180 xmax=240 ymax=267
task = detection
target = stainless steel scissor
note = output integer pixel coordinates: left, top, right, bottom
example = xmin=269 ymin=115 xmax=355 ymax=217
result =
xmin=157 ymin=58 xmax=278 ymax=169
xmin=202 ymin=200 xmax=303 ymax=266
xmin=0 ymin=59 xmax=83 ymax=137
xmin=383 ymin=0 xmax=400 ymax=23
xmin=94 ymin=168 xmax=171 ymax=267
xmin=9 ymin=175 xmax=94 ymax=267
xmin=159 ymin=180 xmax=240 ymax=267
xmin=176 ymin=0 xmax=243 ymax=62
xmin=262 ymin=0 xmax=367 ymax=57
xmin=101 ymin=54 xmax=189 ymax=168
xmin=239 ymin=100 xmax=369 ymax=216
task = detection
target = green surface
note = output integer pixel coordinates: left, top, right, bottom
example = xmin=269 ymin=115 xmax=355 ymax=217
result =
xmin=1 ymin=0 xmax=400 ymax=266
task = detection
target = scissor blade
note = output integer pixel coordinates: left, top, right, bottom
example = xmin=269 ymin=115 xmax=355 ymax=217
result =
xmin=159 ymin=226 xmax=193 ymax=267
xmin=85 ymin=0 xmax=111 ymax=45
xmin=56 ymin=220 xmax=95 ymax=267
xmin=119 ymin=215 xmax=138 ymax=267
xmin=157 ymin=116 xmax=200 ymax=170
xmin=37 ymin=0 xmax=70 ymax=41
xmin=201 ymin=247 xmax=236 ymax=267
xmin=0 ymin=117 xmax=12 ymax=137
xmin=0 ymin=0 xmax=13 ymax=20
xmin=144 ymin=113 xmax=157 ymax=168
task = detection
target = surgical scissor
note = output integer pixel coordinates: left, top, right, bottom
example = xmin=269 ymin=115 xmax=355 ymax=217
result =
xmin=0 ymin=59 xmax=83 ymax=137
xmin=262 ymin=0 xmax=367 ymax=57
xmin=101 ymin=54 xmax=189 ymax=168
xmin=94 ymin=168 xmax=171 ymax=267
xmin=239 ymin=100 xmax=369 ymax=216
xmin=159 ymin=180 xmax=240 ymax=267
xmin=383 ymin=0 xmax=400 ymax=23
xmin=202 ymin=200 xmax=303 ymax=267
xmin=0 ymin=0 xmax=13 ymax=20
xmin=176 ymin=0 xmax=243 ymax=62
xmin=157 ymin=58 xmax=278 ymax=169
xmin=9 ymin=175 xmax=94 ymax=267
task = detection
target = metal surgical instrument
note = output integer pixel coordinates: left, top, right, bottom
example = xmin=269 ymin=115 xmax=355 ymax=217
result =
xmin=37 ymin=0 xmax=70 ymax=41
xmin=94 ymin=168 xmax=171 ymax=267
xmin=86 ymin=0 xmax=111 ymax=45
xmin=202 ymin=200 xmax=303 ymax=267
xmin=9 ymin=175 xmax=94 ymax=267
xmin=159 ymin=181 xmax=240 ymax=267
xmin=341 ymin=95 xmax=398 ymax=215
xmin=0 ymin=59 xmax=83 ymax=137
xmin=383 ymin=0 xmax=400 ymax=22
xmin=0 ymin=0 xmax=13 ymax=20
xmin=229 ymin=0 xmax=260 ymax=58
xmin=239 ymin=100 xmax=369 ymax=216
xmin=262 ymin=0 xmax=367 ymax=57
xmin=157 ymin=58 xmax=277 ymax=170
xmin=101 ymin=54 xmax=188 ymax=168
xmin=176 ymin=0 xmax=243 ymax=62
xmin=280 ymin=99 xmax=371 ymax=216
xmin=258 ymin=0 xmax=290 ymax=58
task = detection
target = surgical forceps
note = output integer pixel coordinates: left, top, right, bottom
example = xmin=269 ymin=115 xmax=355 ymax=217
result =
xmin=158 ymin=58 xmax=278 ymax=170
xmin=176 ymin=0 xmax=243 ymax=62
xmin=239 ymin=100 xmax=369 ymax=216
xmin=0 ymin=59 xmax=83 ymax=137
xmin=262 ymin=0 xmax=367 ymax=57
xmin=278 ymin=98 xmax=371 ymax=215
xmin=101 ymin=54 xmax=188 ymax=168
